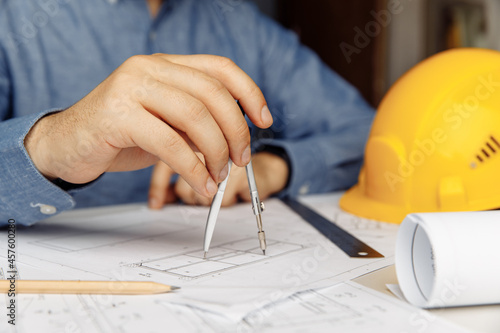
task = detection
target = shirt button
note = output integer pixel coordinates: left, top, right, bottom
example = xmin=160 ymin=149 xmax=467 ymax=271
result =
xmin=299 ymin=183 xmax=310 ymax=195
xmin=40 ymin=205 xmax=57 ymax=215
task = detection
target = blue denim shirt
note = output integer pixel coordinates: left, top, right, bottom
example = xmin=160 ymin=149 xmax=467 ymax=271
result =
xmin=0 ymin=0 xmax=374 ymax=226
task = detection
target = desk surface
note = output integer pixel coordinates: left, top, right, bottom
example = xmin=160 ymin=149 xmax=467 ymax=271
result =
xmin=354 ymin=265 xmax=500 ymax=333
xmin=300 ymin=193 xmax=500 ymax=333
xmin=3 ymin=194 xmax=499 ymax=332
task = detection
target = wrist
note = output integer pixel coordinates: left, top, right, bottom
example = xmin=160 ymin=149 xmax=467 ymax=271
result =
xmin=252 ymin=151 xmax=290 ymax=196
xmin=24 ymin=114 xmax=59 ymax=180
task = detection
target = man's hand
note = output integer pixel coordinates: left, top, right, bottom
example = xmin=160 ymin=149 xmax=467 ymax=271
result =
xmin=148 ymin=152 xmax=290 ymax=208
xmin=24 ymin=54 xmax=273 ymax=198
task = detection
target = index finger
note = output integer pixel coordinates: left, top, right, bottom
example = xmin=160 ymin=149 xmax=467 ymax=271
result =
xmin=156 ymin=54 xmax=273 ymax=129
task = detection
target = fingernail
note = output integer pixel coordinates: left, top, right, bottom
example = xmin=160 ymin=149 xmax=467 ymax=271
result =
xmin=206 ymin=177 xmax=218 ymax=196
xmin=261 ymin=105 xmax=273 ymax=126
xmin=242 ymin=145 xmax=251 ymax=165
xmin=149 ymin=197 xmax=158 ymax=208
xmin=218 ymin=163 xmax=229 ymax=182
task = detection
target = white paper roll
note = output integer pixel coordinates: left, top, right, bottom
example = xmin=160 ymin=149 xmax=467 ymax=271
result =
xmin=395 ymin=211 xmax=500 ymax=308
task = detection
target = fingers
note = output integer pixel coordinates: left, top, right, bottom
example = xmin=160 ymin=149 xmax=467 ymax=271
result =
xmin=139 ymin=82 xmax=230 ymax=183
xmin=105 ymin=54 xmax=273 ymax=199
xmin=146 ymin=56 xmax=252 ymax=167
xmin=149 ymin=161 xmax=177 ymax=210
xmin=149 ymin=54 xmax=273 ymax=167
xmin=157 ymin=54 xmax=272 ymax=130
xmin=174 ymin=163 xmax=247 ymax=207
xmin=126 ymin=110 xmax=218 ymax=198
xmin=42 ymin=54 xmax=271 ymax=192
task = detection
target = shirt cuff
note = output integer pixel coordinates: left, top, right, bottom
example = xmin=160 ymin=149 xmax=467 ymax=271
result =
xmin=253 ymin=138 xmax=325 ymax=198
xmin=0 ymin=110 xmax=75 ymax=226
xmin=254 ymin=137 xmax=363 ymax=199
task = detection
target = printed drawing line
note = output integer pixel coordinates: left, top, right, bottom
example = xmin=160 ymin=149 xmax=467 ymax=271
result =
xmin=26 ymin=223 xmax=195 ymax=253
xmin=129 ymin=238 xmax=306 ymax=279
xmin=241 ymin=284 xmax=386 ymax=331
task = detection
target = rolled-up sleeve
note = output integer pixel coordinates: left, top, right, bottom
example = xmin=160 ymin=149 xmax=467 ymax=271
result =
xmin=0 ymin=111 xmax=76 ymax=226
xmin=0 ymin=50 xmax=75 ymax=226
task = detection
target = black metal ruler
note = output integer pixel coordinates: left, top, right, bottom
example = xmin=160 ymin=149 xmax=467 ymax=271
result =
xmin=282 ymin=198 xmax=384 ymax=258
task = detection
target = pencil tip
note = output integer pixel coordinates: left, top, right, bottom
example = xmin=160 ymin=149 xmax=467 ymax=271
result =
xmin=203 ymin=251 xmax=207 ymax=259
xmin=262 ymin=250 xmax=266 ymax=255
xmin=170 ymin=286 xmax=181 ymax=291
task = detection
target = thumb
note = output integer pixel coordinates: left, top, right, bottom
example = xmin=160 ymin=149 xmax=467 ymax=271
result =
xmin=149 ymin=161 xmax=177 ymax=209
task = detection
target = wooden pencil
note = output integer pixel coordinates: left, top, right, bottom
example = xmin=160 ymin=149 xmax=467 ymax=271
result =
xmin=0 ymin=280 xmax=180 ymax=295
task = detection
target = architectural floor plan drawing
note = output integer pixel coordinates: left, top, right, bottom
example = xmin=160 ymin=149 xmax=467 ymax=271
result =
xmin=0 ymin=196 xmax=396 ymax=320
xmin=0 ymin=282 xmax=470 ymax=333
xmin=0 ymin=194 xmax=479 ymax=332
xmin=138 ymin=238 xmax=304 ymax=278
xmin=238 ymin=282 xmax=471 ymax=333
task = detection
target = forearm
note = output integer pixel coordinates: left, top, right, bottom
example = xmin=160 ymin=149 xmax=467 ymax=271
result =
xmin=23 ymin=108 xmax=102 ymax=183
xmin=0 ymin=111 xmax=76 ymax=226
xmin=254 ymin=127 xmax=371 ymax=198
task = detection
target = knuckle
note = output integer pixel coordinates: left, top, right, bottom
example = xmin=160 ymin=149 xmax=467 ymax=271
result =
xmin=213 ymin=56 xmax=236 ymax=72
xmin=187 ymin=160 xmax=206 ymax=179
xmin=106 ymin=71 xmax=135 ymax=91
xmin=245 ymin=84 xmax=262 ymax=100
xmin=219 ymin=143 xmax=230 ymax=159
xmin=233 ymin=119 xmax=251 ymax=142
xmin=186 ymin=100 xmax=210 ymax=124
xmin=163 ymin=134 xmax=185 ymax=155
xmin=202 ymin=76 xmax=226 ymax=98
xmin=202 ymin=139 xmax=228 ymax=166
xmin=214 ymin=143 xmax=229 ymax=161
xmin=124 ymin=54 xmax=151 ymax=68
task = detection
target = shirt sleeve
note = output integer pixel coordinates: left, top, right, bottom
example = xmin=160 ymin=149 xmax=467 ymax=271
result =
xmin=224 ymin=3 xmax=375 ymax=197
xmin=0 ymin=50 xmax=75 ymax=227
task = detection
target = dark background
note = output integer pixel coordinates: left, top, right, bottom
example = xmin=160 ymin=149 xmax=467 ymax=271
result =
xmin=253 ymin=0 xmax=386 ymax=107
xmin=253 ymin=0 xmax=497 ymax=109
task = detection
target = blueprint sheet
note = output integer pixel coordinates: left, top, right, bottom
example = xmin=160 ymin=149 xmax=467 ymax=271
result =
xmin=0 ymin=193 xmax=446 ymax=332
xmin=0 ymin=282 xmax=469 ymax=333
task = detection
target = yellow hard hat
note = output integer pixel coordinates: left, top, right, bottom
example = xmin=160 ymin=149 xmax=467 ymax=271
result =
xmin=340 ymin=48 xmax=500 ymax=224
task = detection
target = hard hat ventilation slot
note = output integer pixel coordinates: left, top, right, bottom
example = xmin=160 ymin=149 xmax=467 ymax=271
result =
xmin=474 ymin=136 xmax=500 ymax=165
xmin=490 ymin=136 xmax=500 ymax=149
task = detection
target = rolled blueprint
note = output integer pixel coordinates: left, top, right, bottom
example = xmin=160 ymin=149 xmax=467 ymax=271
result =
xmin=395 ymin=211 xmax=500 ymax=308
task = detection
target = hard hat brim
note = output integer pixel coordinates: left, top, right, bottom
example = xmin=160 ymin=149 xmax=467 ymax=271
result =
xmin=339 ymin=185 xmax=410 ymax=224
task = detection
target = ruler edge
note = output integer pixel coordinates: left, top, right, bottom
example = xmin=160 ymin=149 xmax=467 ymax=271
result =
xmin=281 ymin=197 xmax=384 ymax=258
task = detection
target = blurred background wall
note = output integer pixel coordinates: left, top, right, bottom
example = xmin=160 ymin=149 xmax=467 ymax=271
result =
xmin=252 ymin=0 xmax=500 ymax=108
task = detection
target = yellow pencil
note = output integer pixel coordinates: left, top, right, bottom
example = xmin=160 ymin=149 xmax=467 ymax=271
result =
xmin=0 ymin=280 xmax=180 ymax=295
